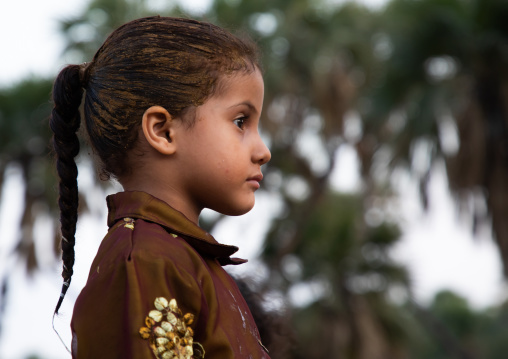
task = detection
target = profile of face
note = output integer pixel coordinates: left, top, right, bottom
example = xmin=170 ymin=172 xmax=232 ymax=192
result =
xmin=174 ymin=68 xmax=271 ymax=217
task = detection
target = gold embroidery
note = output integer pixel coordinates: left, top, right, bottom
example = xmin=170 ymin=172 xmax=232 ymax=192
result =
xmin=123 ymin=217 xmax=135 ymax=230
xmin=139 ymin=297 xmax=205 ymax=359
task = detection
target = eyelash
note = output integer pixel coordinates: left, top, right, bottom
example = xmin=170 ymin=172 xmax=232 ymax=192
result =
xmin=233 ymin=116 xmax=248 ymax=129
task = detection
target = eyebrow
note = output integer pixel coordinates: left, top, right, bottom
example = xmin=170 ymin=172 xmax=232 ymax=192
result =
xmin=228 ymin=101 xmax=259 ymax=114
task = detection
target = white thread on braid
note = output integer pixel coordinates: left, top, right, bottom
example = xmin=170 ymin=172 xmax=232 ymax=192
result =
xmin=52 ymin=313 xmax=72 ymax=354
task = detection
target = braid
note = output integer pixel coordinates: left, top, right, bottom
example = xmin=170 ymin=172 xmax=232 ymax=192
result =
xmin=50 ymin=65 xmax=83 ymax=314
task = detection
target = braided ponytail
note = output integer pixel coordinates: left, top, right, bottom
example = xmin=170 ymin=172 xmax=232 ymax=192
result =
xmin=50 ymin=64 xmax=83 ymax=314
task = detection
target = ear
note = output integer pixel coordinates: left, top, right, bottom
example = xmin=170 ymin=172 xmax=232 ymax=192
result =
xmin=142 ymin=106 xmax=177 ymax=155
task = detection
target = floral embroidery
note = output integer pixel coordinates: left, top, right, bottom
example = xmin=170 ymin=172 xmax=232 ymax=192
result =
xmin=123 ymin=217 xmax=135 ymax=230
xmin=139 ymin=297 xmax=205 ymax=359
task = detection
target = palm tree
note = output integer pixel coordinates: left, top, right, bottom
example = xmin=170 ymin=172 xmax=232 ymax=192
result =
xmin=286 ymin=192 xmax=413 ymax=358
xmin=0 ymin=78 xmax=55 ymax=273
xmin=207 ymin=0 xmax=419 ymax=357
xmin=358 ymin=0 xmax=508 ymax=275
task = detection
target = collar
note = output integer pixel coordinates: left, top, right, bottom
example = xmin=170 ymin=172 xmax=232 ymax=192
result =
xmin=106 ymin=191 xmax=247 ymax=266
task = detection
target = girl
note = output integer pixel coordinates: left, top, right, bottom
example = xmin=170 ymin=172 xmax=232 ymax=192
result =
xmin=50 ymin=16 xmax=271 ymax=358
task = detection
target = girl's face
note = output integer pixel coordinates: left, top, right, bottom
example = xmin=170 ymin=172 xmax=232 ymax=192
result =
xmin=175 ymin=68 xmax=271 ymax=217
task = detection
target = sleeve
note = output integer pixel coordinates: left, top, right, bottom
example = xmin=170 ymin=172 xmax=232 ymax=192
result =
xmin=71 ymin=220 xmax=207 ymax=359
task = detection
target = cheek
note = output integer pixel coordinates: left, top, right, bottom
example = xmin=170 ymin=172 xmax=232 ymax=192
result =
xmin=215 ymin=159 xmax=235 ymax=183
xmin=213 ymin=143 xmax=244 ymax=176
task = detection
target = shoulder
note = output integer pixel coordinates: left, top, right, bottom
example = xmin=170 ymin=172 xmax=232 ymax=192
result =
xmin=76 ymin=217 xmax=210 ymax=319
xmin=90 ymin=217 xmax=210 ymax=288
xmin=108 ymin=217 xmax=203 ymax=261
xmin=130 ymin=218 xmax=196 ymax=258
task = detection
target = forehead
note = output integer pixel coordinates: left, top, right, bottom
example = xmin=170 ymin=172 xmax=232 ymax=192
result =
xmin=212 ymin=69 xmax=264 ymax=101
xmin=191 ymin=70 xmax=264 ymax=124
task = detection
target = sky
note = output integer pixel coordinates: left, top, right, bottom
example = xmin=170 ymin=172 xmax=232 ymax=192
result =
xmin=0 ymin=0 xmax=505 ymax=358
xmin=0 ymin=0 xmax=390 ymax=86
xmin=0 ymin=0 xmax=85 ymax=86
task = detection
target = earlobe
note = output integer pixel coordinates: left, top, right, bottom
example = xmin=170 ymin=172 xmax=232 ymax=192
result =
xmin=142 ymin=106 xmax=177 ymax=155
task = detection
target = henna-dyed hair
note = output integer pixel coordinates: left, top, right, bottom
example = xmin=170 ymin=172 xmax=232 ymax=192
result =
xmin=50 ymin=16 xmax=260 ymax=313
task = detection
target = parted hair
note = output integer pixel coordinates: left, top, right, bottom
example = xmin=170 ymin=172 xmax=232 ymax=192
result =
xmin=50 ymin=16 xmax=260 ymax=313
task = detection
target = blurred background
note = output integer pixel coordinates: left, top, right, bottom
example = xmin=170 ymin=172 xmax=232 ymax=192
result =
xmin=1 ymin=0 xmax=508 ymax=358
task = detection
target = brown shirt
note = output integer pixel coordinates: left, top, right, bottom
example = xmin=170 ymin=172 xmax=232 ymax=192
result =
xmin=71 ymin=191 xmax=270 ymax=359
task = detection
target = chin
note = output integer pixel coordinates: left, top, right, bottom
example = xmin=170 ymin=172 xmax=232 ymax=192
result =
xmin=215 ymin=200 xmax=255 ymax=216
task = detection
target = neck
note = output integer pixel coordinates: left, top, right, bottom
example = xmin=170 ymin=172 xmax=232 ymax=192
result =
xmin=120 ymin=181 xmax=202 ymax=225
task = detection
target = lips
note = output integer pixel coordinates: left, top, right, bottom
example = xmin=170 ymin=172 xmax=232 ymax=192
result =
xmin=246 ymin=174 xmax=263 ymax=189
xmin=247 ymin=174 xmax=263 ymax=183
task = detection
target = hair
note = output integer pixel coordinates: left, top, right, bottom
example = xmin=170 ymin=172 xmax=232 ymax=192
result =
xmin=50 ymin=16 xmax=260 ymax=314
xmin=234 ymin=277 xmax=294 ymax=358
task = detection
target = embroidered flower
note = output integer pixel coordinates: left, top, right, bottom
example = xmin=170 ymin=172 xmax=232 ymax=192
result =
xmin=139 ymin=297 xmax=205 ymax=359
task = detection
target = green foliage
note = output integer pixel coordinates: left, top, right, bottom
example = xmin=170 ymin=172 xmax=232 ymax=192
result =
xmin=477 ymin=302 xmax=508 ymax=359
xmin=295 ymin=192 xmax=407 ymax=288
xmin=0 ymin=78 xmax=57 ymax=272
xmin=59 ymin=0 xmax=153 ymax=61
xmin=283 ymin=191 xmax=412 ymax=358
xmin=406 ymin=291 xmax=508 ymax=359
xmin=0 ymin=78 xmax=53 ymax=160
xmin=431 ymin=290 xmax=477 ymax=338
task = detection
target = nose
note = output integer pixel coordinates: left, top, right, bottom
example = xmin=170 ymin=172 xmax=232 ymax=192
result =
xmin=253 ymin=133 xmax=271 ymax=165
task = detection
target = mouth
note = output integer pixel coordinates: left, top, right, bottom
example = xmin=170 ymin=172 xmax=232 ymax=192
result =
xmin=246 ymin=174 xmax=263 ymax=189
xmin=247 ymin=174 xmax=263 ymax=182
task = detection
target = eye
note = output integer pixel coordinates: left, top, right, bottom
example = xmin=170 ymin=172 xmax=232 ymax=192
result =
xmin=233 ymin=116 xmax=248 ymax=129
